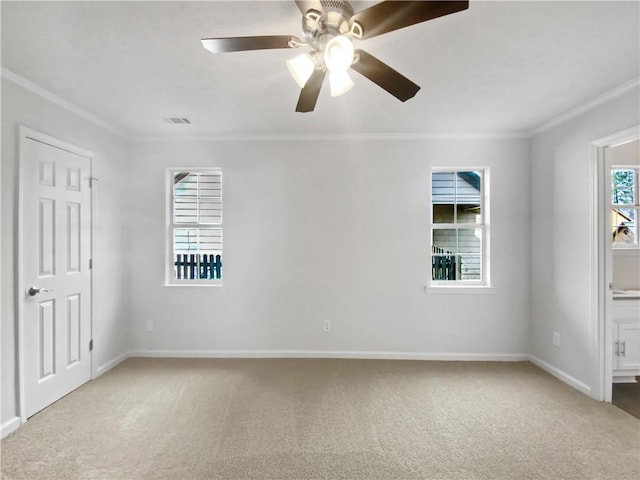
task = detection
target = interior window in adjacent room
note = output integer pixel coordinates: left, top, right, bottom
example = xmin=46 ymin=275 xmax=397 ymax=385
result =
xmin=611 ymin=166 xmax=639 ymax=247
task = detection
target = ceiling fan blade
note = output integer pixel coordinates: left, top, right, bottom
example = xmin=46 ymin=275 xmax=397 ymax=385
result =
xmin=350 ymin=50 xmax=420 ymax=102
xmin=294 ymin=1 xmax=325 ymax=16
xmin=296 ymin=69 xmax=326 ymax=113
xmin=350 ymin=1 xmax=469 ymax=40
xmin=201 ymin=35 xmax=302 ymax=54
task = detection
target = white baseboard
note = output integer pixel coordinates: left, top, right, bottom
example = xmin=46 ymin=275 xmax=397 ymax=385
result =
xmin=130 ymin=349 xmax=530 ymax=362
xmin=94 ymin=350 xmax=132 ymax=378
xmin=528 ymin=355 xmax=592 ymax=397
xmin=1 ymin=416 xmax=22 ymax=439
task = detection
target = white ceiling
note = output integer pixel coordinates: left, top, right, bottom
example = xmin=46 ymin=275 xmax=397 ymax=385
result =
xmin=2 ymin=1 xmax=639 ymax=138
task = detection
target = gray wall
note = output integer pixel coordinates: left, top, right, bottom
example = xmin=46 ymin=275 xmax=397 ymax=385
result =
xmin=530 ymin=86 xmax=640 ymax=399
xmin=127 ymin=137 xmax=530 ymax=356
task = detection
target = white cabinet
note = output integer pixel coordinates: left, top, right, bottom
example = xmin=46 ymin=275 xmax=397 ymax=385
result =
xmin=612 ymin=300 xmax=640 ymax=383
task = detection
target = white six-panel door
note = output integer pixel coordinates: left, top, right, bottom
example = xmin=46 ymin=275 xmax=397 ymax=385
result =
xmin=22 ymin=134 xmax=92 ymax=418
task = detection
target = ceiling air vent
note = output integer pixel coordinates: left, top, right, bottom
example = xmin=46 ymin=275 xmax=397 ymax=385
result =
xmin=166 ymin=117 xmax=192 ymax=125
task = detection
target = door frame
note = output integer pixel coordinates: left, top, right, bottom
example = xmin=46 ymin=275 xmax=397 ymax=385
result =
xmin=17 ymin=126 xmax=95 ymax=424
xmin=592 ymin=124 xmax=639 ymax=402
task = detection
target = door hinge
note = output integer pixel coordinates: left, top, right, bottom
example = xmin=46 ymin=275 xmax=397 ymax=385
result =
xmin=89 ymin=339 xmax=94 ymax=352
xmin=89 ymin=258 xmax=93 ymax=269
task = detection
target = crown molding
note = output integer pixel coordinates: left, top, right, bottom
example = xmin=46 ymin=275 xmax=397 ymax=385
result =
xmin=6 ymin=66 xmax=635 ymax=143
xmin=0 ymin=69 xmax=527 ymax=142
xmin=1 ymin=68 xmax=126 ymax=137
xmin=529 ymin=77 xmax=640 ymax=137
xmin=130 ymin=131 xmax=529 ymax=143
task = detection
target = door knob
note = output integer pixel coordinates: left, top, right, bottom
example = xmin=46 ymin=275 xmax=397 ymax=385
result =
xmin=27 ymin=286 xmax=51 ymax=297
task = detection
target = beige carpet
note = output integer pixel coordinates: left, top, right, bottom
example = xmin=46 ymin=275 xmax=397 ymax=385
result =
xmin=1 ymin=358 xmax=639 ymax=480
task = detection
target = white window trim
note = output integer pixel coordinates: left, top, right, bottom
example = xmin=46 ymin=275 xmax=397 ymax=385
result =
xmin=165 ymin=168 xmax=223 ymax=286
xmin=425 ymin=285 xmax=497 ymax=294
xmin=428 ymin=167 xmax=492 ymax=289
xmin=611 ymin=165 xmax=639 ymax=251
xmin=612 ymin=248 xmax=640 ymax=257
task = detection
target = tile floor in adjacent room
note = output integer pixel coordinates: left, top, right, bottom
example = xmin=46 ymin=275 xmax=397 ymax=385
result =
xmin=612 ymin=377 xmax=640 ymax=420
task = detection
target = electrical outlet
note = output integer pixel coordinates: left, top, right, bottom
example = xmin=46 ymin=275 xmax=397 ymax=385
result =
xmin=323 ymin=320 xmax=331 ymax=332
xmin=146 ymin=320 xmax=154 ymax=332
xmin=553 ymin=331 xmax=560 ymax=348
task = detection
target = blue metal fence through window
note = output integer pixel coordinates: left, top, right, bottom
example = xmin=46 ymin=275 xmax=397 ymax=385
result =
xmin=174 ymin=254 xmax=222 ymax=280
xmin=432 ymin=247 xmax=457 ymax=280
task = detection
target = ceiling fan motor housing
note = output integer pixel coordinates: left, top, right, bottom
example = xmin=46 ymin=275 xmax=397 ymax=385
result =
xmin=321 ymin=0 xmax=354 ymax=19
xmin=302 ymin=0 xmax=355 ymax=40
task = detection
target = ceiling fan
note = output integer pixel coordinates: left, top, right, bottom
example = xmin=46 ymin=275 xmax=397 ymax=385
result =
xmin=201 ymin=1 xmax=469 ymax=113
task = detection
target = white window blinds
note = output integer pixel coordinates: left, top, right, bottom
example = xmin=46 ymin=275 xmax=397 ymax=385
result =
xmin=174 ymin=171 xmax=222 ymax=225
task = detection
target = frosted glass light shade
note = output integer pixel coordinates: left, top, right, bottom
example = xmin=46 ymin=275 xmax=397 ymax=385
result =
xmin=329 ymin=71 xmax=354 ymax=97
xmin=286 ymin=53 xmax=315 ymax=88
xmin=324 ymin=36 xmax=354 ymax=72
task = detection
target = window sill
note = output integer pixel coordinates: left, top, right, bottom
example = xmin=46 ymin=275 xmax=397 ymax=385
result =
xmin=612 ymin=247 xmax=640 ymax=256
xmin=425 ymin=285 xmax=497 ymax=294
xmin=163 ymin=283 xmax=225 ymax=290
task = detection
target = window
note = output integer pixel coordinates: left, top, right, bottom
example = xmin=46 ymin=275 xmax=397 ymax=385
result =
xmin=611 ymin=167 xmax=639 ymax=247
xmin=430 ymin=169 xmax=487 ymax=284
xmin=168 ymin=169 xmax=222 ymax=283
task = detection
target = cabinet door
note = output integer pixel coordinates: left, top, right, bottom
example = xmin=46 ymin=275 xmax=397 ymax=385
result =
xmin=616 ymin=322 xmax=640 ymax=371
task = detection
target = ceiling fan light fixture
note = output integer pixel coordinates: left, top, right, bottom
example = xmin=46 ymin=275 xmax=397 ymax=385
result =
xmin=286 ymin=52 xmax=316 ymax=88
xmin=324 ymin=35 xmax=354 ymax=73
xmin=201 ymin=1 xmax=470 ymax=112
xmin=329 ymin=70 xmax=354 ymax=97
